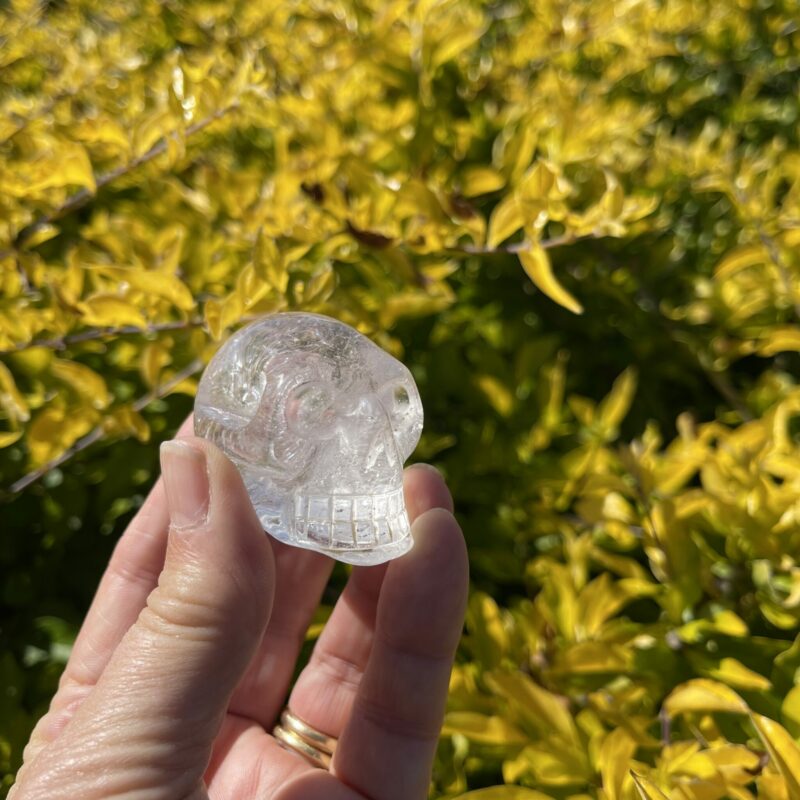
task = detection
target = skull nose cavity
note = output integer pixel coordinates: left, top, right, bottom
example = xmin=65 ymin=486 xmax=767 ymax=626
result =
xmin=293 ymin=489 xmax=411 ymax=551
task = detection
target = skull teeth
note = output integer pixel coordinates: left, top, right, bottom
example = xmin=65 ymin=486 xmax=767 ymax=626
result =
xmin=294 ymin=488 xmax=410 ymax=550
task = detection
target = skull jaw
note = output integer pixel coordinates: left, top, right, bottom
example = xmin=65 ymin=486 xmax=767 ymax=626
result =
xmin=266 ymin=518 xmax=413 ymax=566
xmin=243 ymin=473 xmax=414 ymax=565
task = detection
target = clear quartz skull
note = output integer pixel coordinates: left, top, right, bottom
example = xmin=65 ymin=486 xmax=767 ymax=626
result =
xmin=194 ymin=312 xmax=424 ymax=565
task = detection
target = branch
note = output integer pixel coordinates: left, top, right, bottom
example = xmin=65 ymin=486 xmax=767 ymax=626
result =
xmin=0 ymin=103 xmax=238 ymax=260
xmin=8 ymin=358 xmax=204 ymax=494
xmin=0 ymin=318 xmax=206 ymax=355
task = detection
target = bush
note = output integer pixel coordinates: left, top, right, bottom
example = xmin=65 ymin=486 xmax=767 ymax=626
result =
xmin=3 ymin=0 xmax=800 ymax=797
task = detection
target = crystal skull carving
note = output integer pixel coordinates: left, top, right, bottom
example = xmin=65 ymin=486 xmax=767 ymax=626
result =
xmin=194 ymin=312 xmax=424 ymax=565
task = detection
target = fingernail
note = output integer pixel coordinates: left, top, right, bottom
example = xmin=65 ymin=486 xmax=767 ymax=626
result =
xmin=160 ymin=440 xmax=209 ymax=530
xmin=407 ymin=462 xmax=444 ymax=479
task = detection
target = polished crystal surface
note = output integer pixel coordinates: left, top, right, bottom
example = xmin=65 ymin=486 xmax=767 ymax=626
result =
xmin=194 ymin=312 xmax=423 ymax=565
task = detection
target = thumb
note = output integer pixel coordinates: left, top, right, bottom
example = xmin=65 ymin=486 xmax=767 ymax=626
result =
xmin=31 ymin=438 xmax=275 ymax=799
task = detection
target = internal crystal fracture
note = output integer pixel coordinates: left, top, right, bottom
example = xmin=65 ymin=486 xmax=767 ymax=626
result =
xmin=194 ymin=312 xmax=424 ymax=565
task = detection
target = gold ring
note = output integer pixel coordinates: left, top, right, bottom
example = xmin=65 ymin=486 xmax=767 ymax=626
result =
xmin=272 ymin=708 xmax=338 ymax=769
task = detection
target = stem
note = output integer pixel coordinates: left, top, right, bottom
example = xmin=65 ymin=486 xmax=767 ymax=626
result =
xmin=8 ymin=358 xmax=203 ymax=494
xmin=0 ymin=318 xmax=206 ymax=355
xmin=442 ymin=232 xmax=581 ymax=256
xmin=0 ymin=103 xmax=238 ymax=260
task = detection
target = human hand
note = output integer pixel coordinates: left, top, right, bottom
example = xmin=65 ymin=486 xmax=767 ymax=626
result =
xmin=11 ymin=423 xmax=468 ymax=800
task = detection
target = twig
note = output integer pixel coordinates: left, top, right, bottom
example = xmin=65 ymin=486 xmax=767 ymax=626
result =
xmin=701 ymin=365 xmax=753 ymax=422
xmin=0 ymin=312 xmax=269 ymax=356
xmin=1 ymin=231 xmax=587 ymax=355
xmin=0 ymin=318 xmax=206 ymax=355
xmin=729 ymin=173 xmax=800 ymax=320
xmin=442 ymin=232 xmax=581 ymax=257
xmin=8 ymin=358 xmax=204 ymax=494
xmin=635 ymin=286 xmax=754 ymax=422
xmin=0 ymin=103 xmax=238 ymax=260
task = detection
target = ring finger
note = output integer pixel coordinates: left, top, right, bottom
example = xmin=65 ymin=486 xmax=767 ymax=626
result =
xmin=285 ymin=463 xmax=453 ymax=739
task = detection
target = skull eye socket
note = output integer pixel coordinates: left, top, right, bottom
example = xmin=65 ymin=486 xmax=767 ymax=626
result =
xmin=393 ymin=385 xmax=410 ymax=409
xmin=380 ymin=379 xmax=422 ymax=456
xmin=285 ymin=382 xmax=337 ymax=437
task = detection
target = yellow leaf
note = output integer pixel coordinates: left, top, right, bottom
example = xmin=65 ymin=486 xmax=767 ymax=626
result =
xmin=758 ymin=326 xmax=800 ymax=356
xmin=676 ymin=609 xmax=748 ymax=643
xmin=502 ymin=124 xmax=538 ymax=182
xmin=0 ymin=430 xmax=23 ymax=447
xmin=133 ymin=108 xmax=174 ymax=158
xmin=713 ymin=244 xmax=767 ymax=279
xmin=597 ymin=367 xmax=638 ymax=435
xmin=103 ymin=405 xmax=150 ymax=442
xmin=552 ymin=641 xmax=631 ymax=674
xmin=81 ymin=295 xmax=147 ymax=328
xmin=701 ymin=656 xmax=772 ymax=691
xmin=467 ymin=592 xmax=509 ymax=668
xmin=72 ymin=115 xmax=130 ymax=156
xmin=204 ymin=294 xmax=243 ymax=341
xmin=379 ymin=290 xmax=453 ymax=327
xmin=453 ymin=788 xmax=554 ymax=800
xmin=51 ymin=359 xmax=112 ymax=409
xmin=518 ymin=161 xmax=557 ymax=206
xmin=235 ymin=264 xmax=272 ymax=310
xmin=140 ymin=343 xmax=172 ymax=388
xmin=751 ymin=714 xmax=800 ymax=797
xmin=253 ymin=229 xmax=289 ymax=293
xmin=518 ymin=241 xmax=583 ymax=314
xmin=475 ymin=374 xmax=515 ymax=416
xmin=299 ymin=264 xmax=337 ymax=307
xmin=22 ymin=224 xmax=59 ymax=248
xmin=631 ymin=773 xmax=670 ymax=800
xmin=25 ymin=141 xmax=96 ymax=193
xmin=487 ymin=194 xmax=524 ymax=249
xmin=505 ymin=743 xmax=591 ymax=786
xmin=27 ymin=404 xmax=98 ymax=468
xmin=485 ymin=670 xmax=580 ymax=745
xmin=601 ymin=171 xmax=625 ymax=220
xmin=0 ymin=360 xmax=30 ymax=422
xmin=431 ymin=19 xmax=486 ymax=69
xmin=577 ymin=573 xmax=637 ymax=638
xmin=781 ymin=685 xmax=800 ymax=737
xmin=461 ymin=166 xmax=506 ymax=197
xmin=99 ymin=268 xmax=195 ymax=311
xmin=663 ymin=679 xmax=749 ymax=716
xmin=441 ymin=712 xmax=528 ymax=746
xmin=204 ymin=298 xmax=224 ymax=341
xmin=599 ymin=728 xmax=637 ymax=800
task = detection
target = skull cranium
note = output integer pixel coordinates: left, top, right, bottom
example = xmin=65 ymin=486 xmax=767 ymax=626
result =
xmin=194 ymin=312 xmax=424 ymax=565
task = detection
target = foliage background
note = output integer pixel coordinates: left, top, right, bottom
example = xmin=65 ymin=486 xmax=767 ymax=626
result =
xmin=3 ymin=0 xmax=800 ymax=797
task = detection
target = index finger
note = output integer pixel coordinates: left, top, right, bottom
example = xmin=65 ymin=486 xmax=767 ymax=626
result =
xmin=330 ymin=507 xmax=468 ymax=800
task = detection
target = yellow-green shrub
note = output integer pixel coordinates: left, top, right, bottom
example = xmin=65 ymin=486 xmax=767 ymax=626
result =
xmin=2 ymin=0 xmax=800 ymax=797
